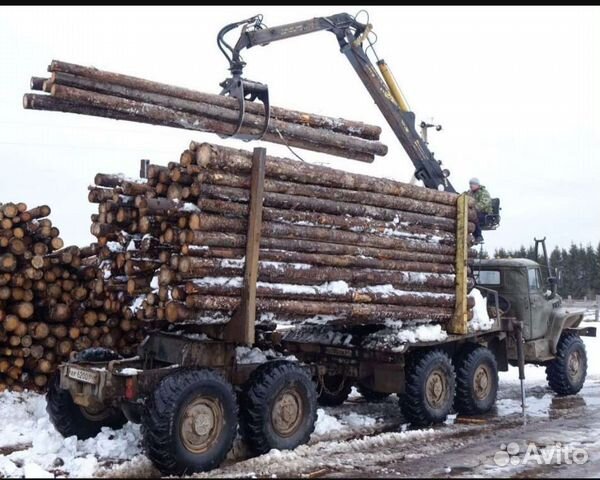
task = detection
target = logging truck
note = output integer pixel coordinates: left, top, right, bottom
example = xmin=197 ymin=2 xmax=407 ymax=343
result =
xmin=46 ymin=172 xmax=596 ymax=475
xmin=45 ymin=258 xmax=596 ymax=475
xmin=41 ymin=11 xmax=596 ymax=476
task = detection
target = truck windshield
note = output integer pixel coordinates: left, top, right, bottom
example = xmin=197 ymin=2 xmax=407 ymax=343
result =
xmin=476 ymin=270 xmax=501 ymax=286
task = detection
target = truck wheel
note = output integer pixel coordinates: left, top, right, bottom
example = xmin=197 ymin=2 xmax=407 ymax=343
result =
xmin=141 ymin=369 xmax=238 ymax=475
xmin=46 ymin=374 xmax=126 ymax=440
xmin=546 ymin=333 xmax=587 ymax=396
xmin=240 ymin=360 xmax=317 ymax=455
xmin=357 ymin=384 xmax=390 ymax=402
xmin=454 ymin=347 xmax=498 ymax=415
xmin=317 ymin=374 xmax=351 ymax=406
xmin=401 ymin=350 xmax=455 ymax=426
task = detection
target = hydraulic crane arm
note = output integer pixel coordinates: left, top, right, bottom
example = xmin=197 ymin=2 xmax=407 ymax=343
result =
xmin=218 ymin=13 xmax=455 ymax=192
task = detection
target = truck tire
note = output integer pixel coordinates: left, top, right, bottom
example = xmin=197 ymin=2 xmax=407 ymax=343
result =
xmin=240 ymin=360 xmax=317 ymax=455
xmin=357 ymin=384 xmax=390 ymax=402
xmin=401 ymin=350 xmax=455 ymax=426
xmin=141 ymin=369 xmax=238 ymax=475
xmin=46 ymin=373 xmax=126 ymax=440
xmin=454 ymin=347 xmax=498 ymax=415
xmin=317 ymin=374 xmax=351 ymax=406
xmin=546 ymin=333 xmax=587 ymax=396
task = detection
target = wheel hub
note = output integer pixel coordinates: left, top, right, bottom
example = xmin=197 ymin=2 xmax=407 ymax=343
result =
xmin=473 ymin=364 xmax=492 ymax=400
xmin=568 ymin=350 xmax=583 ymax=382
xmin=180 ymin=396 xmax=223 ymax=454
xmin=192 ymin=404 xmax=215 ymax=436
xmin=426 ymin=369 xmax=448 ymax=409
xmin=271 ymin=387 xmax=303 ymax=437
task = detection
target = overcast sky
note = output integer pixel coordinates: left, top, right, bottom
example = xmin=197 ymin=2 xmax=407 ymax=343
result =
xmin=1 ymin=6 xmax=598 ymax=254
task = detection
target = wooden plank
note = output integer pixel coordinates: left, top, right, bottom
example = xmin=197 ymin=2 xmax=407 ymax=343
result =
xmin=224 ymin=147 xmax=266 ymax=345
xmin=448 ymin=193 xmax=469 ymax=334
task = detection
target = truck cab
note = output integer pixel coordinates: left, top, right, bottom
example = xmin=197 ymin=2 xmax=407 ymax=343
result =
xmin=473 ymin=258 xmax=593 ymax=362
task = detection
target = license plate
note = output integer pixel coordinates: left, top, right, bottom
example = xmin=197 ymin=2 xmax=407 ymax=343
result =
xmin=68 ymin=366 xmax=99 ymax=385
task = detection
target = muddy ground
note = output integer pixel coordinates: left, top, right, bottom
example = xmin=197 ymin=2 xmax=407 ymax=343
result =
xmin=187 ymin=375 xmax=600 ymax=478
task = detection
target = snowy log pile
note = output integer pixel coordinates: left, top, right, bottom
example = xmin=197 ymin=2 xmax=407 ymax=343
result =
xmin=83 ymin=140 xmax=478 ymax=336
xmin=87 ymin=173 xmax=178 ymax=332
xmin=24 ymin=60 xmax=387 ymax=162
xmin=0 ymin=203 xmax=141 ymax=392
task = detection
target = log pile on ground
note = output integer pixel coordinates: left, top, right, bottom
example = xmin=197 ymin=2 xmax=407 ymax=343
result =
xmin=24 ymin=60 xmax=387 ymax=163
xmin=0 ymin=203 xmax=144 ymax=392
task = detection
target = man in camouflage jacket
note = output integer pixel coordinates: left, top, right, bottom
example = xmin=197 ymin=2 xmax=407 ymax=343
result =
xmin=467 ymin=178 xmax=492 ymax=243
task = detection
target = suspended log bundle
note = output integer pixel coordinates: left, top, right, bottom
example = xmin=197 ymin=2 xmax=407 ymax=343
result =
xmin=0 ymin=204 xmax=143 ymax=393
xmin=23 ymin=60 xmax=388 ymax=162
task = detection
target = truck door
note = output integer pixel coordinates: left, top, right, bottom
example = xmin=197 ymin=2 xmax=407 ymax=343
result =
xmin=528 ymin=267 xmax=552 ymax=339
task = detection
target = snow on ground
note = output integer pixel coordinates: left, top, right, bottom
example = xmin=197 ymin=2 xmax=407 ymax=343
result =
xmin=312 ymin=409 xmax=344 ymax=436
xmin=583 ymin=307 xmax=599 ymax=322
xmin=0 ymin=391 xmax=144 ymax=478
xmin=311 ymin=408 xmax=377 ymax=438
xmin=1 ymin=331 xmax=599 ymax=477
xmin=197 ymin=427 xmax=436 ymax=478
xmin=495 ymin=394 xmax=554 ymax=417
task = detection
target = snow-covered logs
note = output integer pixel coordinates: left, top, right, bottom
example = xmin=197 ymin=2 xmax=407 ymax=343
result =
xmin=87 ymin=142 xmax=477 ymax=337
xmin=24 ymin=60 xmax=387 ymax=162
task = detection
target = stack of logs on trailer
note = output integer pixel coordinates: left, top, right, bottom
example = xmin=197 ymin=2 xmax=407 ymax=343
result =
xmin=0 ymin=203 xmax=142 ymax=392
xmin=88 ymin=173 xmax=175 ymax=331
xmin=86 ymin=141 xmax=478 ymax=343
xmin=168 ymin=143 xmax=477 ymax=334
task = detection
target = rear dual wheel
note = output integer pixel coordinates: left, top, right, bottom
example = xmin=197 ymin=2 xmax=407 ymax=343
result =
xmin=141 ymin=361 xmax=318 ymax=475
xmin=141 ymin=369 xmax=238 ymax=476
xmin=454 ymin=347 xmax=499 ymax=415
xmin=400 ymin=346 xmax=499 ymax=426
xmin=401 ymin=350 xmax=456 ymax=426
xmin=240 ymin=360 xmax=318 ymax=455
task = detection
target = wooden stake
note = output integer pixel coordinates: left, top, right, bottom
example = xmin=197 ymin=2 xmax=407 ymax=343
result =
xmin=448 ymin=194 xmax=469 ymax=335
xmin=224 ymin=148 xmax=266 ymax=345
